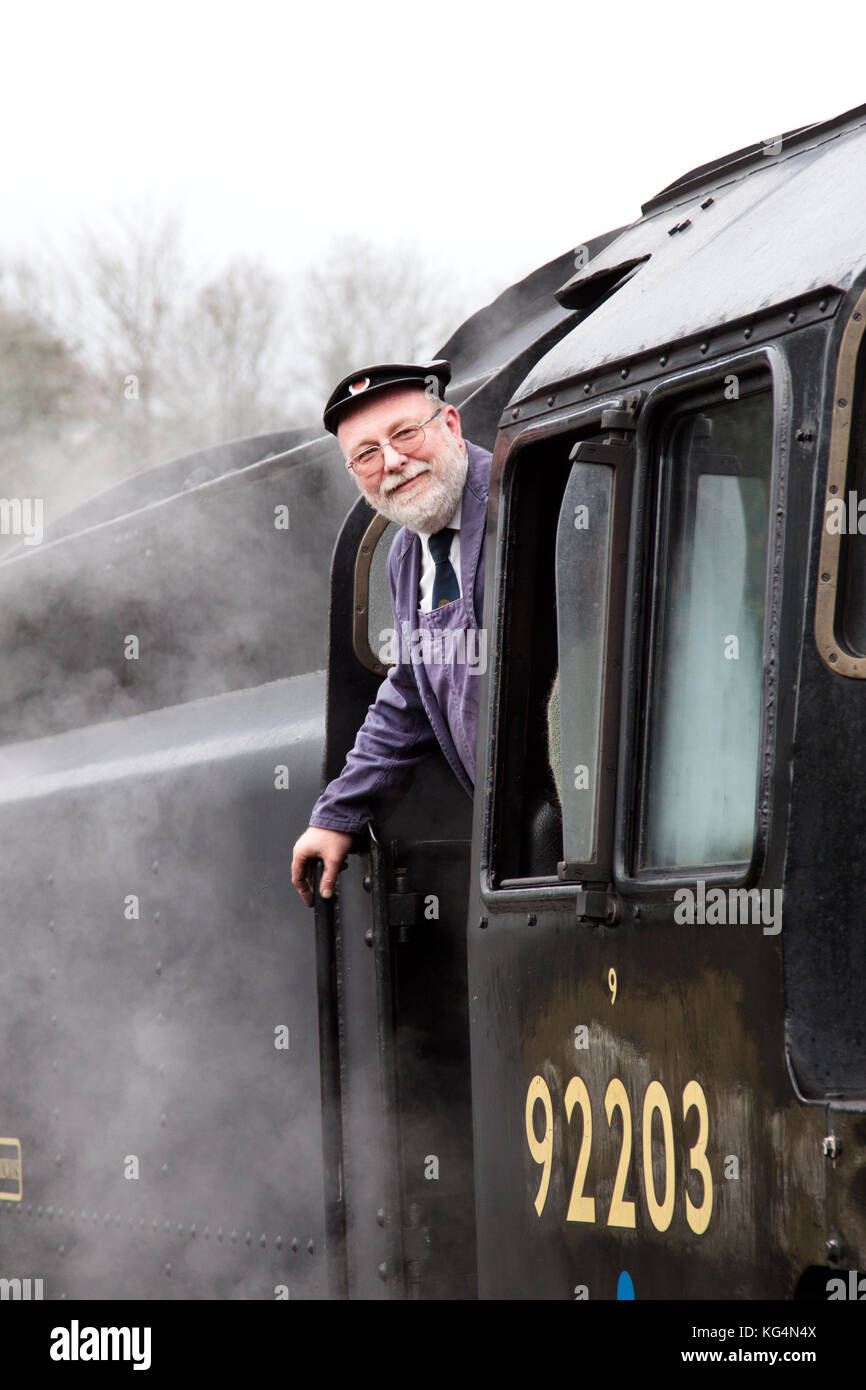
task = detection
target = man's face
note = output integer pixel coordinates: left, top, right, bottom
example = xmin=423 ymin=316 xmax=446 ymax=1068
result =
xmin=337 ymin=386 xmax=468 ymax=533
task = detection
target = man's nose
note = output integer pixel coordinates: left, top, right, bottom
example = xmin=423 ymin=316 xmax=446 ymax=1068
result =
xmin=381 ymin=441 xmax=409 ymax=471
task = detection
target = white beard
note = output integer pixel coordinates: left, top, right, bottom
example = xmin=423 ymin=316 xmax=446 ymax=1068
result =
xmin=368 ymin=436 xmax=469 ymax=534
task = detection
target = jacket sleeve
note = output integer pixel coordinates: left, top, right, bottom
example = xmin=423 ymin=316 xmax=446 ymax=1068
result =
xmin=308 ymin=542 xmax=436 ymax=833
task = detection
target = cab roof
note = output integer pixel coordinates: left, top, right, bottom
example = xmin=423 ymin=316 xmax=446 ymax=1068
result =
xmin=514 ymin=103 xmax=866 ymax=407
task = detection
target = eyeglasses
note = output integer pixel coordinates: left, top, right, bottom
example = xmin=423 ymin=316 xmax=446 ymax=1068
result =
xmin=345 ymin=409 xmax=443 ymax=476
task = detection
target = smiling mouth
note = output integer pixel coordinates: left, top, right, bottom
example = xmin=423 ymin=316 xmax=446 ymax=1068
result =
xmin=390 ymin=472 xmax=427 ymax=494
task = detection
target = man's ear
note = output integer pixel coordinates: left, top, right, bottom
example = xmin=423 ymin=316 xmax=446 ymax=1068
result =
xmin=442 ymin=404 xmax=463 ymax=446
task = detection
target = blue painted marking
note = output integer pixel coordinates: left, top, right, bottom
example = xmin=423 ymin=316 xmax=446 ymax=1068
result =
xmin=616 ymin=1270 xmax=635 ymax=1300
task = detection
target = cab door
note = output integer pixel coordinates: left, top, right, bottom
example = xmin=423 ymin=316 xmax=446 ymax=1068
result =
xmin=468 ymin=355 xmax=826 ymax=1299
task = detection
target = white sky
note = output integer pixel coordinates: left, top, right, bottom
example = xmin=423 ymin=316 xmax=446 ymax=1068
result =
xmin=2 ymin=0 xmax=865 ymax=302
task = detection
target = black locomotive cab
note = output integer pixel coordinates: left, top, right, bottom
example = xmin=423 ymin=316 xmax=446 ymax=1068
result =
xmin=464 ymin=105 xmax=866 ymax=1299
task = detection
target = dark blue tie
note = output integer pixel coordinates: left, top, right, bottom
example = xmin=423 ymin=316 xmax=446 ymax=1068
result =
xmin=429 ymin=528 xmax=460 ymax=609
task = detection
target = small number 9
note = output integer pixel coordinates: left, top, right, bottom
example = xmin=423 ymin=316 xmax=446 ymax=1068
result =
xmin=608 ymin=968 xmax=617 ymax=1004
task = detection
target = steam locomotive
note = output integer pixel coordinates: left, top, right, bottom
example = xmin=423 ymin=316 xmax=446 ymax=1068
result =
xmin=1 ymin=101 xmax=865 ymax=1302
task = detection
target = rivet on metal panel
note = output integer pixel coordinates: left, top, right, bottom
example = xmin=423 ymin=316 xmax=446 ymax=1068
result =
xmin=307 ymin=1239 xmax=314 ymax=1254
xmin=822 ymin=1135 xmax=842 ymax=1159
xmin=378 ymin=1262 xmax=388 ymax=1281
xmin=478 ymin=916 xmax=488 ymax=930
xmin=376 ymin=1208 xmax=386 ymax=1227
xmin=838 ymin=398 xmax=848 ymax=409
xmin=165 ymin=1264 xmax=172 ymax=1276
xmin=820 ymin=299 xmax=828 ymax=311
xmin=744 ymin=327 xmax=752 ymax=339
xmin=362 ymin=875 xmax=372 ymax=892
xmin=659 ymin=355 xmax=668 ymax=366
xmin=245 ymin=1231 xmax=252 ymax=1245
xmin=291 ymin=1237 xmax=298 ymax=1252
xmin=821 ymin=573 xmax=830 ymax=583
xmin=527 ymin=914 xmax=537 ymax=926
xmin=364 ymin=928 xmax=374 ymax=947
xmin=260 ymin=1234 xmax=266 ymax=1248
xmin=547 ymin=396 xmax=556 ymax=407
xmin=511 ymin=408 xmax=520 ymax=420
xmin=700 ymin=342 xmax=708 ymax=355
xmin=788 ymin=311 xmax=796 ymax=323
xmin=620 ymin=367 xmax=629 ymax=378
xmin=275 ymin=1236 xmax=282 ymax=1250
xmin=584 ymin=383 xmax=592 ymax=394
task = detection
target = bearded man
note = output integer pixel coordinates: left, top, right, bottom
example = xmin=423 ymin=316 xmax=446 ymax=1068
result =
xmin=291 ymin=359 xmax=491 ymax=907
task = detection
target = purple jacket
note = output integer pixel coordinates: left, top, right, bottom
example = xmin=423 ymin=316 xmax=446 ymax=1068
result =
xmin=310 ymin=441 xmax=492 ymax=834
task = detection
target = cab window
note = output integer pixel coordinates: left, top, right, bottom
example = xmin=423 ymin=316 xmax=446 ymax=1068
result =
xmin=637 ymin=385 xmax=773 ymax=872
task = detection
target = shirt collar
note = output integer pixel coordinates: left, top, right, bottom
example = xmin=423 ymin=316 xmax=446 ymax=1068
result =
xmin=420 ymin=497 xmax=462 ymax=543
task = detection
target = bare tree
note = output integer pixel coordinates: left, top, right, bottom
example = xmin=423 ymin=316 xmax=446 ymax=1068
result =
xmin=174 ymin=258 xmax=294 ymax=443
xmin=290 ymin=236 xmax=472 ymax=420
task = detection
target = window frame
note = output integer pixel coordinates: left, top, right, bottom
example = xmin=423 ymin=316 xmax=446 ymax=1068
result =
xmin=614 ymin=349 xmax=787 ymax=895
xmin=480 ymin=396 xmax=634 ymax=903
xmin=479 ymin=348 xmax=788 ymax=910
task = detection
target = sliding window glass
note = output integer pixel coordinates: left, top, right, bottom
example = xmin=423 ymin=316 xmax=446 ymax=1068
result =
xmin=638 ymin=385 xmax=773 ymax=872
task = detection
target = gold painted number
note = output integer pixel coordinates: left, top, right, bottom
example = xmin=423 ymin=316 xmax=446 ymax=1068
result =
xmin=683 ymin=1080 xmax=713 ymax=1235
xmin=523 ymin=1073 xmax=713 ymax=1235
xmin=564 ymin=1077 xmax=596 ymax=1223
xmin=525 ymin=1075 xmax=553 ymax=1217
xmin=603 ymin=1078 xmax=636 ymax=1228
xmin=642 ymin=1080 xmax=675 ymax=1232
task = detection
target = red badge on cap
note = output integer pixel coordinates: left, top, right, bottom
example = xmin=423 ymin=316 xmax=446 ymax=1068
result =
xmin=348 ymin=377 xmax=370 ymax=396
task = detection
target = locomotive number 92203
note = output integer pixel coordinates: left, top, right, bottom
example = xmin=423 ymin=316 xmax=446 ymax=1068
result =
xmin=524 ymin=1074 xmax=713 ymax=1235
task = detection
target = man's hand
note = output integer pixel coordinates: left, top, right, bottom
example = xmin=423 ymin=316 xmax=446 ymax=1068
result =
xmin=291 ymin=826 xmax=355 ymax=907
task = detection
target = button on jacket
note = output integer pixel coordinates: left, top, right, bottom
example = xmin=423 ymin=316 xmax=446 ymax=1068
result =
xmin=310 ymin=441 xmax=492 ymax=834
